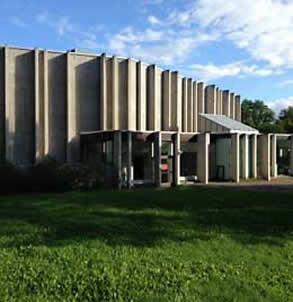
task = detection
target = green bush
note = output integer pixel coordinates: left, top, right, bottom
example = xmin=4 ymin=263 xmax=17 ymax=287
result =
xmin=0 ymin=159 xmax=116 ymax=194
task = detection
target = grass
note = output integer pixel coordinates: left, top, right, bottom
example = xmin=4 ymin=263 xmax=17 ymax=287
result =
xmin=0 ymin=186 xmax=293 ymax=301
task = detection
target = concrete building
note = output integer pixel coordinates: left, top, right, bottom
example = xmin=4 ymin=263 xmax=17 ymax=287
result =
xmin=0 ymin=45 xmax=292 ymax=188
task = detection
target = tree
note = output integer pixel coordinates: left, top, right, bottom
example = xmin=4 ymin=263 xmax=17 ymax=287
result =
xmin=242 ymin=99 xmax=278 ymax=133
xmin=279 ymin=106 xmax=293 ymax=133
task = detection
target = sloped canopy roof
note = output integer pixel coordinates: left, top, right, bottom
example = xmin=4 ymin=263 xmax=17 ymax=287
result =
xmin=200 ymin=114 xmax=259 ymax=134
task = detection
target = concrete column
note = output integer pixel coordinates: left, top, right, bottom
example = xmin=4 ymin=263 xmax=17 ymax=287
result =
xmin=163 ymin=70 xmax=171 ymax=131
xmin=66 ymin=51 xmax=79 ymax=163
xmin=218 ymin=89 xmax=222 ymax=115
xmin=113 ymin=131 xmax=122 ymax=190
xmin=35 ymin=48 xmax=44 ymax=162
xmin=174 ymin=132 xmax=181 ymax=186
xmin=100 ymin=54 xmax=107 ymax=130
xmin=171 ymin=71 xmax=182 ymax=132
xmin=271 ymin=134 xmax=277 ymax=178
xmin=182 ymin=78 xmax=188 ymax=132
xmin=112 ymin=56 xmax=119 ymax=130
xmin=258 ymin=134 xmax=271 ymax=181
xmin=187 ymin=78 xmax=193 ymax=132
xmin=197 ymin=82 xmax=205 ymax=132
xmin=231 ymin=133 xmax=240 ymax=183
xmin=154 ymin=132 xmax=162 ymax=187
xmin=290 ymin=136 xmax=293 ymax=176
xmin=43 ymin=50 xmax=49 ymax=156
xmin=137 ymin=61 xmax=147 ymax=131
xmin=230 ymin=93 xmax=235 ymax=119
xmin=127 ymin=59 xmax=137 ymax=130
xmin=206 ymin=85 xmax=217 ymax=114
xmin=0 ymin=47 xmax=5 ymax=160
xmin=222 ymin=90 xmax=230 ymax=117
xmin=251 ymin=134 xmax=258 ymax=178
xmin=4 ymin=46 xmax=11 ymax=162
xmin=241 ymin=134 xmax=249 ymax=179
xmin=193 ymin=81 xmax=198 ymax=133
xmin=198 ymin=133 xmax=209 ymax=184
xmin=235 ymin=95 xmax=241 ymax=121
xmin=215 ymin=87 xmax=218 ymax=114
xmin=126 ymin=132 xmax=133 ymax=189
xmin=147 ymin=65 xmax=161 ymax=131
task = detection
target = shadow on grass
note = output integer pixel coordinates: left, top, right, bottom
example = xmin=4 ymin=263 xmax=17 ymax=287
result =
xmin=0 ymin=186 xmax=293 ymax=248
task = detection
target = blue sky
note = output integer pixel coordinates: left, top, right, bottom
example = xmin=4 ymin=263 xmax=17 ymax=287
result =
xmin=1 ymin=0 xmax=293 ymax=114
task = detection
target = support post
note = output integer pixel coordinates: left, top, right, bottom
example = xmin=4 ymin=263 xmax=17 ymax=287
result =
xmin=290 ymin=136 xmax=293 ymax=176
xmin=127 ymin=132 xmax=133 ymax=189
xmin=271 ymin=134 xmax=277 ymax=178
xmin=154 ymin=132 xmax=162 ymax=187
xmin=173 ymin=132 xmax=181 ymax=186
xmin=113 ymin=131 xmax=122 ymax=190
xmin=251 ymin=134 xmax=258 ymax=179
xmin=198 ymin=133 xmax=209 ymax=184
xmin=258 ymin=134 xmax=271 ymax=181
xmin=231 ymin=133 xmax=240 ymax=183
xmin=241 ymin=134 xmax=249 ymax=179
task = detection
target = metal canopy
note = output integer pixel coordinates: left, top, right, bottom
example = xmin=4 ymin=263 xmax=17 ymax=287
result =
xmin=200 ymin=114 xmax=259 ymax=134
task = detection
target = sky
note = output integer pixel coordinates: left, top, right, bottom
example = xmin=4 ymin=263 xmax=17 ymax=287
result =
xmin=1 ymin=0 xmax=293 ymax=115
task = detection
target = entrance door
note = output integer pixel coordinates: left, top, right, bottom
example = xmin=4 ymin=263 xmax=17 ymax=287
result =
xmin=161 ymin=142 xmax=174 ymax=184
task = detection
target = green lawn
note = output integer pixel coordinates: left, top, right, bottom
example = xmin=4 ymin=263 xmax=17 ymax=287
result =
xmin=0 ymin=187 xmax=293 ymax=301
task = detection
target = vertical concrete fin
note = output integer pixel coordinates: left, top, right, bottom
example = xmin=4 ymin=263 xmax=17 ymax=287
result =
xmin=0 ymin=47 xmax=5 ymax=160
xmin=43 ymin=50 xmax=49 ymax=156
xmin=235 ymin=95 xmax=241 ymax=121
xmin=218 ymin=89 xmax=222 ymax=115
xmin=35 ymin=48 xmax=45 ymax=162
xmin=112 ymin=56 xmax=119 ymax=130
xmin=162 ymin=70 xmax=171 ymax=131
xmin=197 ymin=82 xmax=205 ymax=132
xmin=4 ymin=46 xmax=11 ymax=162
xmin=206 ymin=85 xmax=216 ymax=114
xmin=137 ymin=61 xmax=147 ymax=131
xmin=230 ymin=92 xmax=235 ymax=119
xmin=66 ymin=51 xmax=79 ymax=163
xmin=182 ymin=78 xmax=188 ymax=132
xmin=171 ymin=71 xmax=182 ymax=132
xmin=127 ymin=58 xmax=137 ymax=130
xmin=222 ymin=90 xmax=230 ymax=117
xmin=147 ymin=65 xmax=161 ymax=130
xmin=193 ymin=81 xmax=198 ymax=133
xmin=187 ymin=78 xmax=193 ymax=132
xmin=100 ymin=54 xmax=107 ymax=130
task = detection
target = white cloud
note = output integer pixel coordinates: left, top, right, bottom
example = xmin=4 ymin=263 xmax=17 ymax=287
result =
xmin=148 ymin=15 xmax=161 ymax=25
xmin=36 ymin=12 xmax=104 ymax=51
xmin=10 ymin=16 xmax=26 ymax=27
xmin=162 ymin=0 xmax=293 ymax=68
xmin=279 ymin=79 xmax=293 ymax=87
xmin=108 ymin=26 xmax=218 ymax=64
xmin=186 ymin=61 xmax=274 ymax=81
xmin=267 ymin=97 xmax=293 ymax=115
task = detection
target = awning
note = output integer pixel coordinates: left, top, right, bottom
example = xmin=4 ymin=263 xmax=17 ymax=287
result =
xmin=199 ymin=114 xmax=259 ymax=134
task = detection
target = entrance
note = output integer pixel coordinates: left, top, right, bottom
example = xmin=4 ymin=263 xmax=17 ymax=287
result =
xmin=161 ymin=142 xmax=174 ymax=184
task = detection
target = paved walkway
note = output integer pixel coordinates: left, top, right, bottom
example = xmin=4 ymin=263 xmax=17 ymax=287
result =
xmin=201 ymin=176 xmax=293 ymax=192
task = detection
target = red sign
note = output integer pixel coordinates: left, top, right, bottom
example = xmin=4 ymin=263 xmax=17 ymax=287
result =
xmin=161 ymin=163 xmax=169 ymax=171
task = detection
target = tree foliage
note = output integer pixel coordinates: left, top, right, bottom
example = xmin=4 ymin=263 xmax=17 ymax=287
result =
xmin=241 ymin=99 xmax=279 ymax=133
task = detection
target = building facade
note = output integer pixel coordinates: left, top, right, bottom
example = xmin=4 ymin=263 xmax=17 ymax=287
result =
xmin=0 ymin=45 xmax=292 ymax=187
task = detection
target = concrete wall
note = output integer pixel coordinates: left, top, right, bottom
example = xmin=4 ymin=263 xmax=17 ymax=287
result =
xmin=0 ymin=48 xmax=5 ymax=160
xmin=0 ymin=45 xmax=245 ymax=165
